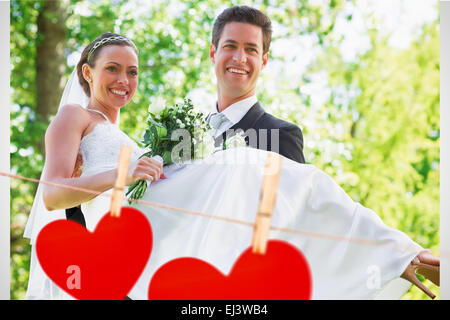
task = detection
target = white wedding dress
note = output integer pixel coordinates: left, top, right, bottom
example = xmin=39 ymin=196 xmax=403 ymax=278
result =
xmin=25 ymin=109 xmax=423 ymax=300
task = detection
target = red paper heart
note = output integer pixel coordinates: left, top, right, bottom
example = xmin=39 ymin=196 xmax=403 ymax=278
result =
xmin=36 ymin=207 xmax=152 ymax=300
xmin=148 ymin=240 xmax=312 ymax=300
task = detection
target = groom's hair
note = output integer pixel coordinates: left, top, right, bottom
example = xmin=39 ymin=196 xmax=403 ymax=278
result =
xmin=77 ymin=32 xmax=138 ymax=97
xmin=212 ymin=6 xmax=272 ymax=55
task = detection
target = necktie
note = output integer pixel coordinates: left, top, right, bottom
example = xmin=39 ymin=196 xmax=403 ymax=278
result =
xmin=209 ymin=113 xmax=228 ymax=130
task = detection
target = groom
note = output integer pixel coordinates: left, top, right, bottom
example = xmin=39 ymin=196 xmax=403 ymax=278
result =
xmin=207 ymin=5 xmax=305 ymax=164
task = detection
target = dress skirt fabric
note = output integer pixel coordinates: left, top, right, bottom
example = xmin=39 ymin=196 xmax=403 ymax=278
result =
xmin=26 ymin=147 xmax=422 ymax=299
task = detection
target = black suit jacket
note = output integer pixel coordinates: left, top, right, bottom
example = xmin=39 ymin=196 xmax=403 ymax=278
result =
xmin=215 ymin=102 xmax=305 ymax=163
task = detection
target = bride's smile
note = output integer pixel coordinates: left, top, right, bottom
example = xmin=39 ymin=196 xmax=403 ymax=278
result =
xmin=110 ymin=88 xmax=128 ymax=96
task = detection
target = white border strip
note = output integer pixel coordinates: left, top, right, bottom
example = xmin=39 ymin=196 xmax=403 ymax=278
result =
xmin=440 ymin=0 xmax=450 ymax=300
xmin=0 ymin=0 xmax=10 ymax=300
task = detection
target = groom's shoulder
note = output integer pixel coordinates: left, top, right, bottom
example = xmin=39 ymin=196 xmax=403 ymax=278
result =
xmin=256 ymin=106 xmax=300 ymax=131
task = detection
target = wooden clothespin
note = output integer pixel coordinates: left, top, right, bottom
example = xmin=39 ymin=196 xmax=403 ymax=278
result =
xmin=110 ymin=146 xmax=132 ymax=217
xmin=251 ymin=152 xmax=283 ymax=254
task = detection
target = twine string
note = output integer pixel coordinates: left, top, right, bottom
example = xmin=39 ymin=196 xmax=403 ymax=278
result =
xmin=1 ymin=171 xmax=447 ymax=259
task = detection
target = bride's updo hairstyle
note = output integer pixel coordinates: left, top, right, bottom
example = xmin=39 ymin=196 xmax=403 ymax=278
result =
xmin=77 ymin=32 xmax=138 ymax=97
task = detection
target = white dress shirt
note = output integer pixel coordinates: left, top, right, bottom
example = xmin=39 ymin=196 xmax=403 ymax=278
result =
xmin=207 ymin=95 xmax=258 ymax=139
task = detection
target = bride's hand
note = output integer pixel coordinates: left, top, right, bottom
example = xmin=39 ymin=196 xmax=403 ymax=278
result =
xmin=126 ymin=156 xmax=165 ymax=185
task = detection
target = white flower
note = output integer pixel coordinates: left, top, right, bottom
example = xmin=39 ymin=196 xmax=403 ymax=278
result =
xmin=148 ymin=96 xmax=166 ymax=113
xmin=194 ymin=134 xmax=215 ymax=159
xmin=225 ymin=133 xmax=247 ymax=149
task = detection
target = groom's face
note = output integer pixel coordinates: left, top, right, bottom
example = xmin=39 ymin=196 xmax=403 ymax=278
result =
xmin=210 ymin=22 xmax=269 ymax=100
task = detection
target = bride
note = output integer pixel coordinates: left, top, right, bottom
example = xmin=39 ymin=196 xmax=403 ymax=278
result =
xmin=24 ymin=33 xmax=439 ymax=300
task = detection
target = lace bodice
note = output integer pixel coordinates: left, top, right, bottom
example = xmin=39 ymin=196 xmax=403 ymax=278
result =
xmin=79 ymin=109 xmax=144 ymax=176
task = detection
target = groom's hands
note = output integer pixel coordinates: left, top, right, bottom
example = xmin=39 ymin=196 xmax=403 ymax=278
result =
xmin=126 ymin=156 xmax=166 ymax=185
xmin=401 ymin=249 xmax=440 ymax=299
xmin=416 ymin=250 xmax=440 ymax=286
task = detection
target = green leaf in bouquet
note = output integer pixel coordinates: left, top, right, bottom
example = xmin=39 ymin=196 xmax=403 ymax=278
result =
xmin=162 ymin=150 xmax=172 ymax=165
xmin=147 ymin=119 xmax=167 ymax=139
xmin=151 ymin=126 xmax=160 ymax=141
xmin=143 ymin=130 xmax=152 ymax=146
xmin=159 ymin=108 xmax=167 ymax=119
xmin=147 ymin=126 xmax=159 ymax=151
xmin=138 ymin=151 xmax=152 ymax=159
xmin=156 ymin=126 xmax=167 ymax=139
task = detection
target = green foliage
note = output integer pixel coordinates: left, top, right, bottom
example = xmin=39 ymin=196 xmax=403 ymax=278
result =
xmin=10 ymin=0 xmax=439 ymax=300
xmin=10 ymin=0 xmax=45 ymax=300
xmin=301 ymin=14 xmax=440 ymax=300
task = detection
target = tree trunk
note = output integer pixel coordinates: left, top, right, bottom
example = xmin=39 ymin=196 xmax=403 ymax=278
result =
xmin=36 ymin=0 xmax=68 ymax=154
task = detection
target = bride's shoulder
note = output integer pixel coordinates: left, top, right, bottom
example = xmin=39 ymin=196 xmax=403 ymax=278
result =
xmin=58 ymin=104 xmax=90 ymax=117
xmin=47 ymin=104 xmax=90 ymax=134
xmin=54 ymin=104 xmax=91 ymax=123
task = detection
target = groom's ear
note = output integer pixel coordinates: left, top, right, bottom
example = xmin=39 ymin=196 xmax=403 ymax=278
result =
xmin=261 ymin=52 xmax=269 ymax=70
xmin=209 ymin=44 xmax=216 ymax=64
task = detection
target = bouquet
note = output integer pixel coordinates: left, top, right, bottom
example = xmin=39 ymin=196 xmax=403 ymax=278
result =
xmin=126 ymin=97 xmax=214 ymax=202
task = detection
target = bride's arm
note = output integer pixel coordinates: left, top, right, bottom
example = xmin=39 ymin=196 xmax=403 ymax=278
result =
xmin=42 ymin=104 xmax=116 ymax=210
xmin=42 ymin=105 xmax=163 ymax=211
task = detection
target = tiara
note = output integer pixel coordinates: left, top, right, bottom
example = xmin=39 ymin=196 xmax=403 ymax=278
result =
xmin=87 ymin=35 xmax=138 ymax=62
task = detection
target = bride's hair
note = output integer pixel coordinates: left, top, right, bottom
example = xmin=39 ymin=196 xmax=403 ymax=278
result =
xmin=76 ymin=32 xmax=138 ymax=97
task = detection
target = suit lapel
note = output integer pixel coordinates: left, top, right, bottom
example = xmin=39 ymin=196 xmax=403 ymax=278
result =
xmin=215 ymin=102 xmax=265 ymax=148
xmin=230 ymin=102 xmax=265 ymax=131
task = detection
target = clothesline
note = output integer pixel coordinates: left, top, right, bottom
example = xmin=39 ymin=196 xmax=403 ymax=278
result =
xmin=1 ymin=170 xmax=446 ymax=259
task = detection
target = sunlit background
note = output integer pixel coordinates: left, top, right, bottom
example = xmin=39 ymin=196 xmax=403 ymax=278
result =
xmin=10 ymin=0 xmax=439 ymax=299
